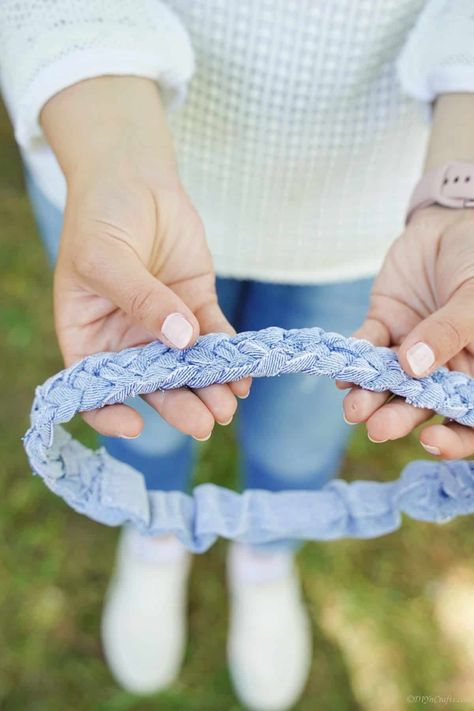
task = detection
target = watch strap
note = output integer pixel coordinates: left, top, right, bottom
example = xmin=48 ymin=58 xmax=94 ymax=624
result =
xmin=406 ymin=161 xmax=474 ymax=223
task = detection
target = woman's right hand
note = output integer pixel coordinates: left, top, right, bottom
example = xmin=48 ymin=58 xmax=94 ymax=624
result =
xmin=41 ymin=76 xmax=250 ymax=440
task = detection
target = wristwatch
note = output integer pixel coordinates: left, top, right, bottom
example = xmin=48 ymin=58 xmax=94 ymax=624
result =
xmin=406 ymin=161 xmax=474 ymax=223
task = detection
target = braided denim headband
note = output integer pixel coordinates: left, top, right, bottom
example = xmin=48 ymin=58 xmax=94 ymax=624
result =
xmin=23 ymin=326 xmax=474 ymax=552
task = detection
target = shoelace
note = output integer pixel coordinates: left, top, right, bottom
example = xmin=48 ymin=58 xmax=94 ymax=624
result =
xmin=23 ymin=326 xmax=474 ymax=552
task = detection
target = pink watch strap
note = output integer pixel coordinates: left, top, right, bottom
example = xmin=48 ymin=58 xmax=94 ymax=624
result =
xmin=406 ymin=161 xmax=474 ymax=223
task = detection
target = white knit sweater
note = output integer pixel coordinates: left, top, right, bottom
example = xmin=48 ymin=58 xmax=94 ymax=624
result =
xmin=1 ymin=0 xmax=474 ymax=283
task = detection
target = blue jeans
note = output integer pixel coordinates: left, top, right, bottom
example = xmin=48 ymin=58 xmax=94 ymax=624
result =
xmin=26 ymin=175 xmax=372 ymax=519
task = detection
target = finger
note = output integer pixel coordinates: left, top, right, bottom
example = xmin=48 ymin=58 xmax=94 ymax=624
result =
xmin=193 ymin=384 xmax=238 ymax=425
xmin=336 ymin=317 xmax=391 ymax=389
xmin=137 ymin=283 xmax=243 ymax=433
xmin=195 ymin=296 xmax=235 ymax=337
xmin=143 ymin=388 xmax=214 ymax=440
xmin=399 ymin=280 xmax=474 ymax=378
xmin=343 ymin=387 xmax=391 ymax=424
xmin=420 ymin=421 xmax=474 ymax=459
xmin=365 ymin=397 xmax=432 ymax=442
xmin=352 ymin=317 xmax=392 ymax=345
xmin=82 ymin=403 xmax=144 ymax=438
xmin=74 ymin=246 xmax=199 ymax=348
xmin=192 ymin=296 xmax=248 ymax=415
xmin=449 ymin=349 xmax=474 ymax=376
xmin=336 ymin=380 xmax=353 ymax=390
xmin=229 ymin=377 xmax=252 ymax=398
xmin=194 ymin=297 xmax=252 ymax=399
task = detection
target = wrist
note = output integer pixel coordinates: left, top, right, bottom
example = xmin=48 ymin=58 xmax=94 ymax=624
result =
xmin=424 ymin=94 xmax=474 ymax=173
xmin=40 ymin=76 xmax=179 ymax=187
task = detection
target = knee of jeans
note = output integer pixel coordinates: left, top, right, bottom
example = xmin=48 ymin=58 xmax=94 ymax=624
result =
xmin=240 ymin=376 xmax=350 ymax=483
xmin=241 ymin=413 xmax=350 ymax=483
xmin=243 ymin=434 xmax=346 ymax=483
xmin=121 ymin=397 xmax=188 ymax=457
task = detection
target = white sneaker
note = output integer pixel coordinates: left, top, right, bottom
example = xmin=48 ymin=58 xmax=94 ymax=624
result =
xmin=101 ymin=528 xmax=191 ymax=694
xmin=227 ymin=543 xmax=312 ymax=711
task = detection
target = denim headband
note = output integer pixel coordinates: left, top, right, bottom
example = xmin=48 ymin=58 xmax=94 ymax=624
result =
xmin=23 ymin=327 xmax=474 ymax=552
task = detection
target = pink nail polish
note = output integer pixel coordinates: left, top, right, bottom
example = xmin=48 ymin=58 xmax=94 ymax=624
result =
xmin=406 ymin=342 xmax=435 ymax=376
xmin=162 ymin=313 xmax=193 ymax=349
xmin=421 ymin=442 xmax=441 ymax=456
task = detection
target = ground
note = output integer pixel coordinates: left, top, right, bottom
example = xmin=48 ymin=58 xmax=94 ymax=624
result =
xmin=0 ymin=102 xmax=473 ymax=711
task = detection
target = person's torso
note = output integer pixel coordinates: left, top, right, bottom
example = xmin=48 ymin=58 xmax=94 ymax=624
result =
xmin=163 ymin=0 xmax=429 ymax=283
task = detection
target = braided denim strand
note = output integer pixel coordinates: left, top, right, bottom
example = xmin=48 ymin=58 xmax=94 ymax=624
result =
xmin=23 ymin=327 xmax=474 ymax=551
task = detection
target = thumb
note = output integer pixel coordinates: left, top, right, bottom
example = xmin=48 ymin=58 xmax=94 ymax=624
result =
xmin=399 ymin=281 xmax=474 ymax=378
xmin=83 ymin=247 xmax=199 ymax=348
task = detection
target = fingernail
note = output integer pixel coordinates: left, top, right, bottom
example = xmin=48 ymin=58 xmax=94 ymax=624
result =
xmin=368 ymin=434 xmax=387 ymax=443
xmin=120 ymin=433 xmax=140 ymax=439
xmin=406 ymin=342 xmax=435 ymax=376
xmin=218 ymin=416 xmax=233 ymax=426
xmin=193 ymin=431 xmax=212 ymax=442
xmin=421 ymin=442 xmax=441 ymax=456
xmin=162 ymin=312 xmax=193 ymax=349
xmin=237 ymin=382 xmax=252 ymax=399
xmin=343 ymin=414 xmax=356 ymax=425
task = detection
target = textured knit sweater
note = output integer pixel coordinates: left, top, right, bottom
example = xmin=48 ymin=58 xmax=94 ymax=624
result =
xmin=1 ymin=0 xmax=474 ymax=283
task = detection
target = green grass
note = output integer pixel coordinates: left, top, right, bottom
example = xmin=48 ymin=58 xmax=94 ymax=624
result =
xmin=0 ymin=101 xmax=473 ymax=711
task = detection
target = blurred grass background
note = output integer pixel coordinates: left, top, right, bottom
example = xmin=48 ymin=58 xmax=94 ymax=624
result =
xmin=1 ymin=100 xmax=473 ymax=711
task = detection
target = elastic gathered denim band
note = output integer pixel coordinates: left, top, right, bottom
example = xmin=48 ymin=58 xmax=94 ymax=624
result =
xmin=23 ymin=326 xmax=474 ymax=552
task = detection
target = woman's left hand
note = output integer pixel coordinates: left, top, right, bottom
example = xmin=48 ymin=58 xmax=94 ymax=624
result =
xmin=340 ymin=205 xmax=474 ymax=459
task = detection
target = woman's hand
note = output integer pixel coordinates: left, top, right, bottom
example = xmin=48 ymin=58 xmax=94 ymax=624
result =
xmin=340 ymin=206 xmax=474 ymax=459
xmin=41 ymin=76 xmax=250 ymax=440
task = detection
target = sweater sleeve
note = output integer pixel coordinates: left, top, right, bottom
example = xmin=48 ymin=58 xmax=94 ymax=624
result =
xmin=397 ymin=0 xmax=474 ymax=103
xmin=0 ymin=0 xmax=195 ymax=150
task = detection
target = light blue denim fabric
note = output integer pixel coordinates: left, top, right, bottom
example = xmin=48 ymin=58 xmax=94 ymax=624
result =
xmin=26 ymin=174 xmax=373 ymax=547
xmin=24 ymin=335 xmax=474 ymax=552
